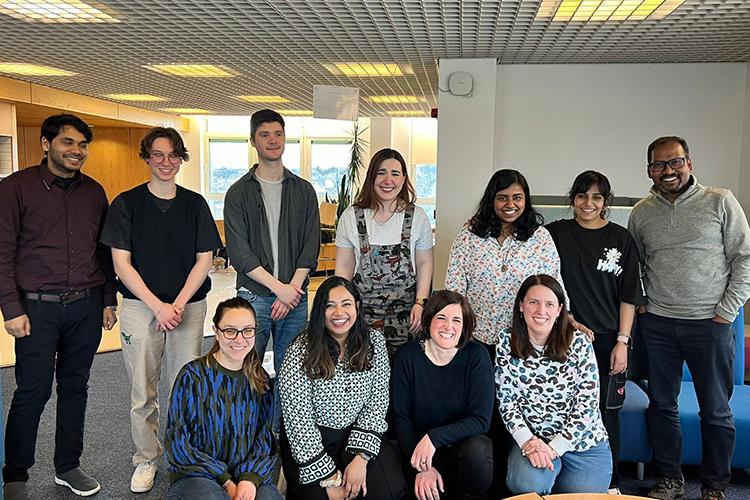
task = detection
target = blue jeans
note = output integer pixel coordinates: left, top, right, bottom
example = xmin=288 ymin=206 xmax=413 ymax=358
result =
xmin=506 ymin=440 xmax=612 ymax=495
xmin=639 ymin=312 xmax=735 ymax=490
xmin=167 ymin=477 xmax=283 ymax=500
xmin=237 ymin=290 xmax=308 ymax=433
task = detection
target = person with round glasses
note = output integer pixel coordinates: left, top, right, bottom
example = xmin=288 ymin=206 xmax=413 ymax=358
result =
xmin=164 ymin=297 xmax=283 ymax=500
xmin=101 ymin=126 xmax=222 ymax=493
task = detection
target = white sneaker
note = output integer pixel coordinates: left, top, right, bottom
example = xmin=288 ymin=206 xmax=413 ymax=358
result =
xmin=607 ymin=487 xmax=622 ymax=495
xmin=130 ymin=461 xmax=157 ymax=493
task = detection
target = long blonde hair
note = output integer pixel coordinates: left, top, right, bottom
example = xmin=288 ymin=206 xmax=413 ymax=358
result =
xmin=206 ymin=297 xmax=269 ymax=394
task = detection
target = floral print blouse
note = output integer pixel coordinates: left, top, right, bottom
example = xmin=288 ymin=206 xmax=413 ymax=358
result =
xmin=495 ymin=328 xmax=608 ymax=456
xmin=445 ymin=225 xmax=565 ymax=345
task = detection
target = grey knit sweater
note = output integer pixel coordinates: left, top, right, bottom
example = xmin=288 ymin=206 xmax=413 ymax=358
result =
xmin=628 ymin=176 xmax=750 ymax=321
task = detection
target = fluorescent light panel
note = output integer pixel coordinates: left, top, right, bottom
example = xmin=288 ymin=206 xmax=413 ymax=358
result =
xmin=0 ymin=63 xmax=75 ymax=76
xmin=0 ymin=0 xmax=119 ymax=23
xmin=387 ymin=110 xmax=425 ymax=117
xmin=104 ymin=94 xmax=166 ymax=102
xmin=369 ymin=95 xmax=423 ymax=104
xmin=280 ymin=109 xmax=313 ymax=116
xmin=323 ymin=62 xmax=414 ymax=77
xmin=236 ymin=95 xmax=291 ymax=103
xmin=162 ymin=108 xmax=211 ymax=114
xmin=145 ymin=64 xmax=238 ymax=77
xmin=537 ymin=0 xmax=684 ymax=22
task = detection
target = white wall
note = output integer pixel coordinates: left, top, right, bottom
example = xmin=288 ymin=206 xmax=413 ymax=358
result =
xmin=435 ymin=60 xmax=749 ymax=288
xmin=494 ymin=63 xmax=747 ymax=198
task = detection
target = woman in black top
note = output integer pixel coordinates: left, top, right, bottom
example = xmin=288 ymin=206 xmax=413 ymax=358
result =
xmin=545 ymin=171 xmax=645 ymax=494
xmin=392 ymin=290 xmax=494 ymax=500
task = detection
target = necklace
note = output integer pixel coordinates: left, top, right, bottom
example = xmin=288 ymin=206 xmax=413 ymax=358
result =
xmin=497 ymin=235 xmax=515 ymax=273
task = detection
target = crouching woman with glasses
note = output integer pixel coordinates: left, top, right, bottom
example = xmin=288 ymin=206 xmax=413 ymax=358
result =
xmin=391 ymin=290 xmax=494 ymax=500
xmin=164 ymin=297 xmax=282 ymax=500
xmin=496 ymin=275 xmax=611 ymax=496
xmin=279 ymin=276 xmax=406 ymax=500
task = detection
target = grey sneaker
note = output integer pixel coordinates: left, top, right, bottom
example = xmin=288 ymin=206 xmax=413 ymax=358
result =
xmin=701 ymin=487 xmax=728 ymax=500
xmin=54 ymin=467 xmax=101 ymax=496
xmin=3 ymin=481 xmax=30 ymax=500
xmin=648 ymin=476 xmax=685 ymax=500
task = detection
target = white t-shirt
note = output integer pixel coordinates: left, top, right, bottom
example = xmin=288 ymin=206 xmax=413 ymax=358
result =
xmin=335 ymin=205 xmax=434 ymax=272
xmin=257 ymin=175 xmax=283 ymax=278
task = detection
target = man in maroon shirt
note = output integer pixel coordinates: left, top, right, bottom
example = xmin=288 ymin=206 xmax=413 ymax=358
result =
xmin=0 ymin=114 xmax=118 ymax=499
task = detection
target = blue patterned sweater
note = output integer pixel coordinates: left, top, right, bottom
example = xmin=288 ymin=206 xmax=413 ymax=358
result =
xmin=165 ymin=356 xmax=275 ymax=487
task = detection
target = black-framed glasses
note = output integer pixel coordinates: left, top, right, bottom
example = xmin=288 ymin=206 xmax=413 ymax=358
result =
xmin=648 ymin=156 xmax=688 ymax=173
xmin=215 ymin=326 xmax=257 ymax=340
xmin=149 ymin=151 xmax=183 ymax=166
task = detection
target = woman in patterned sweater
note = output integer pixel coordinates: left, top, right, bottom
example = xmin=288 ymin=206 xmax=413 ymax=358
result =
xmin=496 ymin=274 xmax=611 ymax=495
xmin=164 ymin=297 xmax=282 ymax=500
xmin=279 ymin=276 xmax=406 ymax=500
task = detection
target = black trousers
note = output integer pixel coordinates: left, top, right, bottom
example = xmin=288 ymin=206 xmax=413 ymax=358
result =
xmin=405 ymin=434 xmax=494 ymax=500
xmin=3 ymin=293 xmax=103 ymax=482
xmin=592 ymin=331 xmax=622 ymax=488
xmin=480 ymin=340 xmax=512 ymax=498
xmin=639 ymin=312 xmax=735 ymax=490
xmin=280 ymin=425 xmax=407 ymax=500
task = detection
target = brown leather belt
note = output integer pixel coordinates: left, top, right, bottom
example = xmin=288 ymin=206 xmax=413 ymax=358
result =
xmin=24 ymin=288 xmax=97 ymax=305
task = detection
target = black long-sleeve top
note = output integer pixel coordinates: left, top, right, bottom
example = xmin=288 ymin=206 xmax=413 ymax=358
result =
xmin=391 ymin=340 xmax=494 ymax=458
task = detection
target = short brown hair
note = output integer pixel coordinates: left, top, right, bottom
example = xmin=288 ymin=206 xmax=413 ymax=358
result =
xmin=510 ymin=274 xmax=574 ymax=363
xmin=418 ymin=290 xmax=476 ymax=350
xmin=354 ymin=148 xmax=416 ymax=211
xmin=139 ymin=127 xmax=189 ymax=161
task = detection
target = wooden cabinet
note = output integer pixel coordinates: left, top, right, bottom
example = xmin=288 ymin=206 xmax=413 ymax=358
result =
xmin=317 ymin=243 xmax=336 ymax=274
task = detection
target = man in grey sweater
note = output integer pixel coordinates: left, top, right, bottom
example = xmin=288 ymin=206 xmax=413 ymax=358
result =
xmin=628 ymin=136 xmax=750 ymax=500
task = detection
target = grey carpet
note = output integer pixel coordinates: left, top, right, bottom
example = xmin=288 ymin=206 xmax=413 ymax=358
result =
xmin=3 ymin=338 xmax=750 ymax=499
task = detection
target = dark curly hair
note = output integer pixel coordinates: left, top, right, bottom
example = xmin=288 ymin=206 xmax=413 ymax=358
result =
xmin=468 ymin=169 xmax=543 ymax=242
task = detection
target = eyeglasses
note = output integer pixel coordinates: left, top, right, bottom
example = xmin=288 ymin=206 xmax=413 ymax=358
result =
xmin=149 ymin=152 xmax=183 ymax=166
xmin=215 ymin=326 xmax=257 ymax=340
xmin=648 ymin=156 xmax=688 ymax=173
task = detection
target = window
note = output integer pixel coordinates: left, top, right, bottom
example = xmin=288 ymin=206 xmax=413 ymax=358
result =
xmin=207 ymin=139 xmax=249 ymax=218
xmin=310 ymin=140 xmax=350 ymax=201
xmin=415 ymin=163 xmax=437 ymax=227
xmin=283 ymin=140 xmax=301 ymax=176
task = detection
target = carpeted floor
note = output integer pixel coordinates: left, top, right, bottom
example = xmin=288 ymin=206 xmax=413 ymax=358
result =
xmin=2 ymin=337 xmax=750 ymax=499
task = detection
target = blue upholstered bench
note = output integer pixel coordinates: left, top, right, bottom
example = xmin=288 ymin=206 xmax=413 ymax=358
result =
xmin=619 ymin=308 xmax=750 ymax=469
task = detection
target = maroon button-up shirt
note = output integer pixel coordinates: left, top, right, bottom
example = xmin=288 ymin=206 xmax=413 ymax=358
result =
xmin=0 ymin=161 xmax=117 ymax=320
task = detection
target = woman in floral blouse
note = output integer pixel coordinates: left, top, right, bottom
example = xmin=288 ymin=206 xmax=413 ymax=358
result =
xmin=278 ymin=276 xmax=405 ymax=500
xmin=496 ymin=274 xmax=611 ymax=495
xmin=445 ymin=169 xmax=564 ymax=357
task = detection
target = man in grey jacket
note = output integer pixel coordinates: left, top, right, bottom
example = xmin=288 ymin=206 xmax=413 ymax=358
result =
xmin=628 ymin=136 xmax=750 ymax=500
xmin=224 ymin=109 xmax=320 ymax=433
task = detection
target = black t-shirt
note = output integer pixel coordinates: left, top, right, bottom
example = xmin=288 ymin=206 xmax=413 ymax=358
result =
xmin=101 ymin=183 xmax=222 ymax=303
xmin=546 ymin=218 xmax=645 ymax=334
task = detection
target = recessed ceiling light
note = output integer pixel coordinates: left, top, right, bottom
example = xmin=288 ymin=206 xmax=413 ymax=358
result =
xmin=236 ymin=95 xmax=291 ymax=103
xmin=104 ymin=94 xmax=166 ymax=102
xmin=280 ymin=109 xmax=313 ymax=116
xmin=387 ymin=110 xmax=426 ymax=117
xmin=0 ymin=0 xmax=120 ymax=24
xmin=161 ymin=108 xmax=211 ymax=114
xmin=0 ymin=63 xmax=76 ymax=76
xmin=536 ymin=0 xmax=684 ymax=22
xmin=144 ymin=64 xmax=238 ymax=77
xmin=369 ymin=95 xmax=423 ymax=104
xmin=323 ymin=63 xmax=414 ymax=77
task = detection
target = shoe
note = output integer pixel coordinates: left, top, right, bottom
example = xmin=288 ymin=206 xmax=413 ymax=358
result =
xmin=607 ymin=487 xmax=622 ymax=495
xmin=701 ymin=487 xmax=728 ymax=500
xmin=54 ymin=467 xmax=101 ymax=496
xmin=3 ymin=481 xmax=30 ymax=500
xmin=130 ymin=461 xmax=157 ymax=493
xmin=648 ymin=475 xmax=685 ymax=500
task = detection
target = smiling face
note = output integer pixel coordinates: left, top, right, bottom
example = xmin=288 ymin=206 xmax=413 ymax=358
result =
xmin=42 ymin=125 xmax=89 ymax=178
xmin=251 ymin=121 xmax=285 ymax=163
xmin=573 ymin=184 xmax=606 ymax=225
xmin=146 ymin=136 xmax=181 ymax=183
xmin=324 ymin=285 xmax=358 ymax=342
xmin=214 ymin=307 xmax=256 ymax=370
xmin=494 ymin=182 xmax=526 ymax=229
xmin=373 ymin=158 xmax=406 ymax=207
xmin=648 ymin=140 xmax=692 ymax=202
xmin=428 ymin=303 xmax=464 ymax=350
xmin=519 ymin=285 xmax=563 ymax=339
